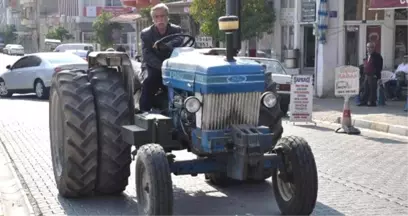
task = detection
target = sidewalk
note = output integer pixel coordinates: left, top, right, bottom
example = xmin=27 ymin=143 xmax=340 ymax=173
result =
xmin=0 ymin=142 xmax=34 ymax=216
xmin=311 ymin=97 xmax=408 ymax=136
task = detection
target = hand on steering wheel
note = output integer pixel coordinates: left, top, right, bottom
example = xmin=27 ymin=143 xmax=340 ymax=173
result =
xmin=153 ymin=33 xmax=195 ymax=52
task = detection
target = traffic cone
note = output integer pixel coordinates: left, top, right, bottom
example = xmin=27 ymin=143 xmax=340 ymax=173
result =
xmin=377 ymin=83 xmax=386 ymax=106
xmin=335 ymin=97 xmax=361 ymax=135
xmin=341 ymin=98 xmax=352 ymax=127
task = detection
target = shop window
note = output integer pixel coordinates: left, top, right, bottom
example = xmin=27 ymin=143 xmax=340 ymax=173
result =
xmin=366 ymin=25 xmax=381 ymax=53
xmin=344 ymin=0 xmax=384 ymax=21
xmin=395 ymin=25 xmax=408 ymax=67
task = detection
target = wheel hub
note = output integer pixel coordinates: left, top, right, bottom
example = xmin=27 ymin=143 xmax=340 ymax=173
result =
xmin=36 ymin=82 xmax=43 ymax=97
xmin=276 ymin=170 xmax=295 ymax=201
xmin=0 ymin=82 xmax=8 ymax=95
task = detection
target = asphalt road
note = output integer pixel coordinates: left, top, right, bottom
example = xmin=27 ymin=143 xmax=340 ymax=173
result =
xmin=0 ymin=54 xmax=407 ymax=216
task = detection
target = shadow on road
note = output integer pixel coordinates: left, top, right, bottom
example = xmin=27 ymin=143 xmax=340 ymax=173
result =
xmin=3 ymin=94 xmax=48 ymax=102
xmin=363 ymin=136 xmax=407 ymax=144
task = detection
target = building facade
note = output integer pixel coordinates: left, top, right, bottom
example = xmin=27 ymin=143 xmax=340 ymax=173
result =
xmin=256 ymin=0 xmax=408 ymax=97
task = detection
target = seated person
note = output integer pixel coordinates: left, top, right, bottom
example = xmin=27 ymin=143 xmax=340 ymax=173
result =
xmin=385 ymin=56 xmax=408 ymax=100
xmin=139 ymin=3 xmax=183 ymax=112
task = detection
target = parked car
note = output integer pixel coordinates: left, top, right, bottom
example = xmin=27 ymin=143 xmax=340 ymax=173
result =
xmin=64 ymin=49 xmax=89 ymax=61
xmin=54 ymin=43 xmax=94 ymax=52
xmin=0 ymin=52 xmax=88 ymax=99
xmin=239 ymin=57 xmax=292 ymax=115
xmin=3 ymin=44 xmax=25 ymax=56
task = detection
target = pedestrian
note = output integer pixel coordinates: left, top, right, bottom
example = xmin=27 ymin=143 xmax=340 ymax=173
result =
xmin=358 ymin=42 xmax=383 ymax=107
xmin=385 ymin=55 xmax=408 ymax=100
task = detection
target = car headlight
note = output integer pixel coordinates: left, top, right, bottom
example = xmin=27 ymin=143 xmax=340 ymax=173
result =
xmin=261 ymin=92 xmax=277 ymax=108
xmin=184 ymin=96 xmax=201 ymax=113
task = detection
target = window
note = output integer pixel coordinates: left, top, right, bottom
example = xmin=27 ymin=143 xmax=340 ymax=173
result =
xmin=12 ymin=57 xmax=30 ymax=69
xmin=26 ymin=56 xmax=42 ymax=67
xmin=344 ymin=0 xmax=384 ymax=21
xmin=395 ymin=9 xmax=408 ymax=20
xmin=105 ymin=0 xmax=122 ymax=6
xmin=281 ymin=0 xmax=294 ymax=8
xmin=281 ymin=26 xmax=294 ymax=61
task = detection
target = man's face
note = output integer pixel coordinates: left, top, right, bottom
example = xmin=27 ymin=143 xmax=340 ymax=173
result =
xmin=152 ymin=8 xmax=168 ymax=30
xmin=366 ymin=43 xmax=375 ymax=54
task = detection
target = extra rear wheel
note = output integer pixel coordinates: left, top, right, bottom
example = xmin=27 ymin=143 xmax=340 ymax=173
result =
xmin=49 ymin=71 xmax=98 ymax=197
xmin=136 ymin=144 xmax=173 ymax=215
xmin=272 ymin=136 xmax=318 ymax=215
xmin=89 ymin=67 xmax=132 ymax=194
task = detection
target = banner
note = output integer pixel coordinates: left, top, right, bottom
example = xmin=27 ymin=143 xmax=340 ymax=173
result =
xmin=369 ymin=0 xmax=408 ymax=10
xmin=289 ymin=75 xmax=314 ymax=123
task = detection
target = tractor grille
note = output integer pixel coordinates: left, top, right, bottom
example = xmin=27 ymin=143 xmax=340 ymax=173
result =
xmin=201 ymin=92 xmax=261 ymax=130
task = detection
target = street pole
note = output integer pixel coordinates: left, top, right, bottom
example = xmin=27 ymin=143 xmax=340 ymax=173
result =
xmin=35 ymin=0 xmax=40 ymax=51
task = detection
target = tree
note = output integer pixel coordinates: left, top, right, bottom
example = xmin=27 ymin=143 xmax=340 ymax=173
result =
xmin=190 ymin=0 xmax=276 ymax=43
xmin=1 ymin=25 xmax=17 ymax=44
xmin=92 ymin=11 xmax=122 ymax=49
xmin=46 ymin=26 xmax=74 ymax=42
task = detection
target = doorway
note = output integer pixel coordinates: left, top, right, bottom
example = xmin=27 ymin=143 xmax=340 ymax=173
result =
xmin=303 ymin=26 xmax=315 ymax=68
xmin=345 ymin=26 xmax=359 ymax=66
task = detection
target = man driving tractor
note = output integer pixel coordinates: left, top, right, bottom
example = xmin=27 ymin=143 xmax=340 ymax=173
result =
xmin=139 ymin=3 xmax=184 ymax=112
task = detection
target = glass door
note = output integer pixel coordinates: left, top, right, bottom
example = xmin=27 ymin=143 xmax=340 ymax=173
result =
xmin=345 ymin=25 xmax=359 ymax=66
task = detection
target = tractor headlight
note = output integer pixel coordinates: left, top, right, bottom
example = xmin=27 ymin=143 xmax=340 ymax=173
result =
xmin=261 ymin=92 xmax=277 ymax=108
xmin=184 ymin=96 xmax=201 ymax=113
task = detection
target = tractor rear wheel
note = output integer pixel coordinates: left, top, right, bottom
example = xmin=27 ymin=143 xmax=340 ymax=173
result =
xmin=272 ymin=136 xmax=318 ymax=215
xmin=89 ymin=67 xmax=132 ymax=194
xmin=49 ymin=71 xmax=98 ymax=198
xmin=136 ymin=144 xmax=173 ymax=215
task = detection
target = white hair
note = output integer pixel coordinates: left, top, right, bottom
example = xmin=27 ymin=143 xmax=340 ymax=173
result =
xmin=150 ymin=3 xmax=169 ymax=17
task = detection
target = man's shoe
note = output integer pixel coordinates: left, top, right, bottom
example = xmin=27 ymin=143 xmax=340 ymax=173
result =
xmin=357 ymin=103 xmax=367 ymax=106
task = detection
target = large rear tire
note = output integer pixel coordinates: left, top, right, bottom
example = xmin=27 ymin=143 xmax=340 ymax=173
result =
xmin=49 ymin=71 xmax=98 ymax=198
xmin=272 ymin=136 xmax=318 ymax=215
xmin=89 ymin=67 xmax=132 ymax=194
xmin=136 ymin=144 xmax=173 ymax=215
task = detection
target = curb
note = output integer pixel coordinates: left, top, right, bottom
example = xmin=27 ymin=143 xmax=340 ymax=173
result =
xmin=0 ymin=143 xmax=35 ymax=216
xmin=334 ymin=116 xmax=408 ymax=137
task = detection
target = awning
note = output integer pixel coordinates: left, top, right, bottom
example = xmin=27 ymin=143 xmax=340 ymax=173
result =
xmin=369 ymin=0 xmax=408 ymax=10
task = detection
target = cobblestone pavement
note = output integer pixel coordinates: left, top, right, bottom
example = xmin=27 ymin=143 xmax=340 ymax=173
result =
xmin=0 ymin=95 xmax=406 ymax=216
xmin=312 ymin=97 xmax=407 ymax=127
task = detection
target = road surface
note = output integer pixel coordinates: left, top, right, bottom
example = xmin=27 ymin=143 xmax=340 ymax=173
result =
xmin=0 ymin=54 xmax=407 ymax=216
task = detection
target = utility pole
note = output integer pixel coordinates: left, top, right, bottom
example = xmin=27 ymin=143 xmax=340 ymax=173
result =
xmin=35 ymin=0 xmax=40 ymax=51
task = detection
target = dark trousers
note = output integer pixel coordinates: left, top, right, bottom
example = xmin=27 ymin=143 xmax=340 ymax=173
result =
xmin=139 ymin=66 xmax=164 ymax=112
xmin=361 ymin=75 xmax=378 ymax=105
xmin=385 ymin=80 xmax=402 ymax=99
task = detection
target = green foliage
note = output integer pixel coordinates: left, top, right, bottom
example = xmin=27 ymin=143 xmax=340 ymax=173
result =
xmin=92 ymin=11 xmax=122 ymax=49
xmin=190 ymin=0 xmax=276 ymax=42
xmin=0 ymin=25 xmax=17 ymax=44
xmin=46 ymin=26 xmax=74 ymax=42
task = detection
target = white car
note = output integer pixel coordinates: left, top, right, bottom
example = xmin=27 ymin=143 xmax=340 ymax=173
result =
xmin=3 ymin=44 xmax=25 ymax=56
xmin=239 ymin=57 xmax=292 ymax=115
xmin=0 ymin=52 xmax=88 ymax=99
xmin=54 ymin=43 xmax=94 ymax=52
xmin=64 ymin=49 xmax=89 ymax=61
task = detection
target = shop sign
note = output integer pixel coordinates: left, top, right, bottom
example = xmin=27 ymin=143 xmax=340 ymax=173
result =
xmin=369 ymin=0 xmax=408 ymax=10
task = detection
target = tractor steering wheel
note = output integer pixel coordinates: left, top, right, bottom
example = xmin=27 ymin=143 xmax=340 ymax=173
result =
xmin=153 ymin=33 xmax=195 ymax=51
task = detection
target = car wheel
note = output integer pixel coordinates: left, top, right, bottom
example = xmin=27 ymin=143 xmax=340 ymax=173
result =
xmin=0 ymin=80 xmax=13 ymax=97
xmin=34 ymin=80 xmax=49 ymax=99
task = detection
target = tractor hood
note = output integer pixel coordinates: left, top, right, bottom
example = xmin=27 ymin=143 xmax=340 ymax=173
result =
xmin=162 ymin=49 xmax=265 ymax=94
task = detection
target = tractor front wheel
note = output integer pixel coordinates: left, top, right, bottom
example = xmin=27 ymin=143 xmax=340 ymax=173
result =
xmin=272 ymin=136 xmax=318 ymax=215
xmin=49 ymin=71 xmax=98 ymax=198
xmin=135 ymin=144 xmax=173 ymax=216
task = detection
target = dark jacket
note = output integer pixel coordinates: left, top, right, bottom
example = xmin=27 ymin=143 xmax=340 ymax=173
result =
xmin=140 ymin=23 xmax=183 ymax=70
xmin=365 ymin=52 xmax=383 ymax=79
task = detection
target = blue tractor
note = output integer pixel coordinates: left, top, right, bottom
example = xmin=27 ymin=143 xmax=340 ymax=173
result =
xmin=49 ymin=13 xmax=318 ymax=216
